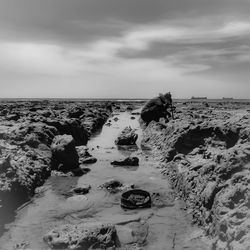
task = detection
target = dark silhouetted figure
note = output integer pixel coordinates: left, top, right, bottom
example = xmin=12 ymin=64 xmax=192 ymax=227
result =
xmin=141 ymin=92 xmax=173 ymax=125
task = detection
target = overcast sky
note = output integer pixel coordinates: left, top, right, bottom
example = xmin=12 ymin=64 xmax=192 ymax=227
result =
xmin=0 ymin=0 xmax=250 ymax=98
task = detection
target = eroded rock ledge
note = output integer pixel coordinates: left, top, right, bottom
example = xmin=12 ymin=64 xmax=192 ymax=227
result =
xmin=142 ymin=102 xmax=250 ymax=250
xmin=0 ymin=100 xmax=111 ymax=230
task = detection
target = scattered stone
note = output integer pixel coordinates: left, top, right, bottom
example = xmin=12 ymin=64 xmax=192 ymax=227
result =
xmin=6 ymin=114 xmax=20 ymax=121
xmin=111 ymin=157 xmax=139 ymax=166
xmin=115 ymin=126 xmax=138 ymax=145
xmin=72 ymin=185 xmax=91 ymax=195
xmin=78 ymin=148 xmax=97 ymax=164
xmin=99 ymin=179 xmax=124 ymax=193
xmin=44 ymin=223 xmax=117 ymax=249
xmin=131 ymin=112 xmax=140 ymax=115
xmin=116 ymin=221 xmax=149 ymax=246
xmin=99 ymin=179 xmax=134 ymax=194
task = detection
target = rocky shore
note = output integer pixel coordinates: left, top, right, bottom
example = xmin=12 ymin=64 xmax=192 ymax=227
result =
xmin=0 ymin=100 xmax=111 ymax=231
xmin=142 ymin=101 xmax=250 ymax=250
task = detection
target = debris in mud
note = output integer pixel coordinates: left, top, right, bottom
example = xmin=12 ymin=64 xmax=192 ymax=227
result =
xmin=44 ymin=223 xmax=117 ymax=249
xmin=63 ymin=184 xmax=91 ymax=197
xmin=99 ymin=179 xmax=134 ymax=194
xmin=14 ymin=241 xmax=30 ymax=250
xmin=111 ymin=156 xmax=139 ymax=166
xmin=78 ymin=148 xmax=97 ymax=164
xmin=151 ymin=192 xmax=175 ymax=208
xmin=51 ymin=170 xmax=74 ymax=177
xmin=99 ymin=179 xmax=123 ymax=193
xmin=115 ymin=126 xmax=138 ymax=145
xmin=121 ymin=189 xmax=151 ymax=209
xmin=116 ymin=221 xmax=149 ymax=247
xmin=72 ymin=185 xmax=91 ymax=195
xmin=131 ymin=112 xmax=140 ymax=115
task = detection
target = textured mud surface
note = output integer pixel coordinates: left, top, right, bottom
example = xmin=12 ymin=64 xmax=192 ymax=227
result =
xmin=142 ymin=101 xmax=250 ymax=250
xmin=0 ymin=103 xmax=210 ymax=250
xmin=0 ymin=100 xmax=111 ymax=233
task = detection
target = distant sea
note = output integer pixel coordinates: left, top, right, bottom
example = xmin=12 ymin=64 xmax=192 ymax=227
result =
xmin=0 ymin=98 xmax=250 ymax=103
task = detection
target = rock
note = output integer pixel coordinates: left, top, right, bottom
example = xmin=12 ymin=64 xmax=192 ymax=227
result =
xmin=115 ymin=126 xmax=138 ymax=145
xmin=72 ymin=185 xmax=91 ymax=195
xmin=6 ymin=114 xmax=20 ymax=121
xmin=71 ymin=167 xmax=90 ymax=176
xmin=99 ymin=179 xmax=124 ymax=193
xmin=131 ymin=112 xmax=140 ymax=115
xmin=45 ymin=118 xmax=89 ymax=146
xmin=0 ymin=155 xmax=11 ymax=174
xmin=44 ymin=223 xmax=117 ymax=249
xmin=78 ymin=148 xmax=97 ymax=164
xmin=116 ymin=221 xmax=149 ymax=245
xmin=51 ymin=170 xmax=74 ymax=177
xmin=0 ymin=100 xmax=111 ymax=226
xmin=111 ymin=157 xmax=139 ymax=166
xmin=68 ymin=106 xmax=84 ymax=118
xmin=81 ymin=157 xmax=97 ymax=164
xmin=51 ymin=135 xmax=79 ymax=172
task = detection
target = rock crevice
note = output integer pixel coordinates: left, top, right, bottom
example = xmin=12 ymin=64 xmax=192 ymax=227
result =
xmin=142 ymin=102 xmax=250 ymax=249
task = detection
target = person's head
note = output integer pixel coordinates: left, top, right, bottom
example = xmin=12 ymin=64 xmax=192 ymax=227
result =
xmin=159 ymin=92 xmax=172 ymax=104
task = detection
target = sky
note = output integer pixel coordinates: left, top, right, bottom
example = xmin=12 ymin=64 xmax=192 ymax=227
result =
xmin=0 ymin=0 xmax=250 ymax=98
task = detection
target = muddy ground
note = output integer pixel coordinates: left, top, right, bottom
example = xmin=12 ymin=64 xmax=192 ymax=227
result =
xmin=142 ymin=100 xmax=250 ymax=250
xmin=0 ymin=99 xmax=249 ymax=250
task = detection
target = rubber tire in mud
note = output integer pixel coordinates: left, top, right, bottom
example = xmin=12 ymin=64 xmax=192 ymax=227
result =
xmin=121 ymin=189 xmax=151 ymax=209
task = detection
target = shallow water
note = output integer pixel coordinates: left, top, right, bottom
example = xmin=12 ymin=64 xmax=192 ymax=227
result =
xmin=0 ymin=111 xmax=211 ymax=250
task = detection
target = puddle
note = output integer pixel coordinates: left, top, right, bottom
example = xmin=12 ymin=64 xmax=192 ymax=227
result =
xmin=0 ymin=111 xmax=211 ymax=249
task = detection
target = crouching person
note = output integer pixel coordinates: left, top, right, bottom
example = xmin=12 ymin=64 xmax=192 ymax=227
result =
xmin=141 ymin=92 xmax=173 ymax=125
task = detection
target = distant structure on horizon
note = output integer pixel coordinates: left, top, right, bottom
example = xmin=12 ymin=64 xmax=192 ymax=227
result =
xmin=222 ymin=97 xmax=234 ymax=100
xmin=191 ymin=97 xmax=207 ymax=100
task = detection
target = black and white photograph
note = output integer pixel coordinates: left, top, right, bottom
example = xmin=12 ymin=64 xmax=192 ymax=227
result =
xmin=0 ymin=0 xmax=249 ymax=249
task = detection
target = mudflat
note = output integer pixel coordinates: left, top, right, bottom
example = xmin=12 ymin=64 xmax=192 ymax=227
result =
xmin=0 ymin=100 xmax=249 ymax=250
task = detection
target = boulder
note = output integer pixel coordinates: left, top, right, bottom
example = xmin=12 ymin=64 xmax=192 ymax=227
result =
xmin=44 ymin=223 xmax=117 ymax=249
xmin=111 ymin=157 xmax=139 ymax=166
xmin=51 ymin=135 xmax=79 ymax=172
xmin=115 ymin=126 xmax=138 ymax=145
xmin=45 ymin=119 xmax=89 ymax=146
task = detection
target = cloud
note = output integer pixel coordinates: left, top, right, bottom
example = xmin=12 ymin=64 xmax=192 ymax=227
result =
xmin=0 ymin=19 xmax=249 ymax=83
xmin=0 ymin=42 xmax=86 ymax=76
xmin=0 ymin=0 xmax=250 ymax=98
